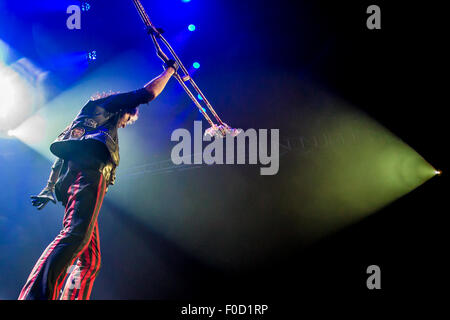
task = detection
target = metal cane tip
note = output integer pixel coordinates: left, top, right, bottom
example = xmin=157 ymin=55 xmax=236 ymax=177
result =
xmin=227 ymin=127 xmax=242 ymax=137
xmin=204 ymin=123 xmax=242 ymax=138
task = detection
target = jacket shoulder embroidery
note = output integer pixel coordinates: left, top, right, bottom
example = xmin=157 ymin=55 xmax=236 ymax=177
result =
xmin=70 ymin=127 xmax=85 ymax=138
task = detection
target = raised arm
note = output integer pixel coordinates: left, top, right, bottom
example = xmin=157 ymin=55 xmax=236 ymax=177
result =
xmin=144 ymin=62 xmax=176 ymax=100
xmin=99 ymin=60 xmax=178 ymax=114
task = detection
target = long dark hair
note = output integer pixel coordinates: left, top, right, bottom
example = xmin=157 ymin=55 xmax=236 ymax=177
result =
xmin=91 ymin=91 xmax=139 ymax=125
xmin=120 ymin=107 xmax=139 ymax=125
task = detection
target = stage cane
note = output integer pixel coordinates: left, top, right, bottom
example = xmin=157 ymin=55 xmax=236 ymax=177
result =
xmin=131 ymin=0 xmax=241 ymax=138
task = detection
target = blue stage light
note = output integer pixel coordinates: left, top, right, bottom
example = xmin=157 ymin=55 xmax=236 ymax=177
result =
xmin=81 ymin=2 xmax=91 ymax=11
xmin=188 ymin=24 xmax=196 ymax=32
xmin=193 ymin=62 xmax=200 ymax=69
xmin=87 ymin=50 xmax=96 ymax=61
xmin=197 ymin=94 xmax=203 ymax=100
xmin=0 ymin=64 xmax=33 ymax=125
xmin=182 ymin=0 xmax=192 ymax=3
xmin=0 ymin=39 xmax=11 ymax=65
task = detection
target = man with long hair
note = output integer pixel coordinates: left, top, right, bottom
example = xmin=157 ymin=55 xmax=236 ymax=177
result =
xmin=18 ymin=60 xmax=178 ymax=300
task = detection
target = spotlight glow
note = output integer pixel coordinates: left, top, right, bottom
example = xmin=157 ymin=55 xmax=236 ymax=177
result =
xmin=87 ymin=50 xmax=97 ymax=61
xmin=81 ymin=2 xmax=91 ymax=11
xmin=7 ymin=114 xmax=47 ymax=145
xmin=0 ymin=65 xmax=31 ymax=123
xmin=0 ymin=70 xmax=17 ymax=119
xmin=193 ymin=62 xmax=200 ymax=69
xmin=182 ymin=0 xmax=192 ymax=3
xmin=435 ymin=170 xmax=442 ymax=175
xmin=188 ymin=24 xmax=196 ymax=31
xmin=0 ymin=38 xmax=11 ymax=65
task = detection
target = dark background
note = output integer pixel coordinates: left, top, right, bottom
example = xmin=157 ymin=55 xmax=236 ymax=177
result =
xmin=0 ymin=0 xmax=447 ymax=313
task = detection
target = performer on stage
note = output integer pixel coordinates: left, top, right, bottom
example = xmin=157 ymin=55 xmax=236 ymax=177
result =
xmin=18 ymin=60 xmax=178 ymax=300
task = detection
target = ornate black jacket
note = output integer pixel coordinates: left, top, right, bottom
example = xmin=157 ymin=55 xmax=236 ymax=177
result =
xmin=50 ymin=88 xmax=153 ymax=186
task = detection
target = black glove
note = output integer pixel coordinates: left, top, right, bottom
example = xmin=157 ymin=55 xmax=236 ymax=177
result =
xmin=163 ymin=59 xmax=179 ymax=73
xmin=30 ymin=185 xmax=56 ymax=210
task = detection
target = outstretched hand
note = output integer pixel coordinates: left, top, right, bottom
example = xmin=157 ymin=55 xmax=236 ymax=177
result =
xmin=31 ymin=186 xmax=56 ymax=210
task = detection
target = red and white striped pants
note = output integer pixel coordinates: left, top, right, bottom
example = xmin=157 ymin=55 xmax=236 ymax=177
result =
xmin=19 ymin=164 xmax=107 ymax=300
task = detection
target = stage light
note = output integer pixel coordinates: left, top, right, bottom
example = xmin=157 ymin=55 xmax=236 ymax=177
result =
xmin=81 ymin=2 xmax=91 ymax=11
xmin=182 ymin=0 xmax=192 ymax=3
xmin=435 ymin=170 xmax=442 ymax=175
xmin=193 ymin=62 xmax=200 ymax=69
xmin=87 ymin=50 xmax=97 ymax=61
xmin=188 ymin=24 xmax=196 ymax=32
xmin=0 ymin=39 xmax=11 ymax=65
xmin=197 ymin=94 xmax=203 ymax=100
xmin=0 ymin=58 xmax=41 ymax=133
xmin=7 ymin=114 xmax=47 ymax=146
xmin=0 ymin=67 xmax=20 ymax=119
